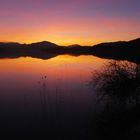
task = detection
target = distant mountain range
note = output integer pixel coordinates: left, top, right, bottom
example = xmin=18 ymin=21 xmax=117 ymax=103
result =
xmin=93 ymin=38 xmax=140 ymax=49
xmin=0 ymin=38 xmax=139 ymax=48
xmin=0 ymin=41 xmax=58 ymax=49
xmin=92 ymin=38 xmax=140 ymax=63
xmin=0 ymin=38 xmax=140 ymax=63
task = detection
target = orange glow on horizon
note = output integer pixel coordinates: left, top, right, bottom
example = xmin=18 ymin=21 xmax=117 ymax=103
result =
xmin=0 ymin=0 xmax=139 ymax=46
xmin=0 ymin=16 xmax=139 ymax=46
xmin=0 ymin=55 xmax=107 ymax=79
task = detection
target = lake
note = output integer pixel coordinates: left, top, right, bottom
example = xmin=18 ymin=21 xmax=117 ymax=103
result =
xmin=0 ymin=55 xmax=113 ymax=139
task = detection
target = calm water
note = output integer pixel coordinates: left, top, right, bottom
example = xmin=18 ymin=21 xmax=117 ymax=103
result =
xmin=0 ymin=55 xmax=108 ymax=139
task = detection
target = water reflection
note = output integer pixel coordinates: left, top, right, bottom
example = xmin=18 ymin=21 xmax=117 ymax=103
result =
xmin=0 ymin=55 xmax=107 ymax=139
xmin=89 ymin=61 xmax=140 ymax=140
xmin=3 ymin=55 xmax=140 ymax=139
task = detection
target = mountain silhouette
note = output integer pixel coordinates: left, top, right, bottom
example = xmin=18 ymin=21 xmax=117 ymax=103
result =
xmin=68 ymin=44 xmax=81 ymax=47
xmin=0 ymin=38 xmax=140 ymax=62
xmin=93 ymin=38 xmax=140 ymax=48
xmin=28 ymin=41 xmax=59 ymax=48
xmin=92 ymin=38 xmax=140 ymax=63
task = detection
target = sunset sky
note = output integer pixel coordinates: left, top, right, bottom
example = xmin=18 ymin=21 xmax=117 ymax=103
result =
xmin=0 ymin=0 xmax=140 ymax=46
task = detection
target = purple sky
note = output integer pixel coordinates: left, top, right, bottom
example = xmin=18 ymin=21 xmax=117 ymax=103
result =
xmin=0 ymin=0 xmax=139 ymax=45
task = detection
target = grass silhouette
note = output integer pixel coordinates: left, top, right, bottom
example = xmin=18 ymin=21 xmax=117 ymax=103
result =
xmin=88 ymin=61 xmax=140 ymax=140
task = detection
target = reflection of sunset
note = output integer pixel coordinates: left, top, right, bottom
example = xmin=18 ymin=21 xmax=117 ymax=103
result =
xmin=0 ymin=55 xmax=106 ymax=81
xmin=0 ymin=55 xmax=107 ymax=105
xmin=0 ymin=0 xmax=139 ymax=138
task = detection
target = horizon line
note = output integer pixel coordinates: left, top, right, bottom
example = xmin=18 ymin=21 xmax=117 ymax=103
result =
xmin=0 ymin=37 xmax=139 ymax=47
